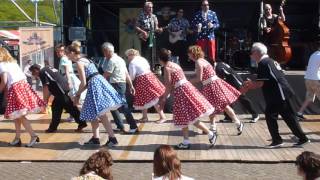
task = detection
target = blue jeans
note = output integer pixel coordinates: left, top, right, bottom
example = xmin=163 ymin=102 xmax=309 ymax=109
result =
xmin=111 ymin=83 xmax=137 ymax=130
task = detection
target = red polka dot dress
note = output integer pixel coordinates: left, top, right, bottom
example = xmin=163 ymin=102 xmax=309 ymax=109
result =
xmin=200 ymin=62 xmax=240 ymax=114
xmin=133 ymin=72 xmax=165 ymax=110
xmin=0 ymin=62 xmax=46 ymax=120
xmin=5 ymin=80 xmax=46 ymax=119
xmin=168 ymin=63 xmax=214 ymax=128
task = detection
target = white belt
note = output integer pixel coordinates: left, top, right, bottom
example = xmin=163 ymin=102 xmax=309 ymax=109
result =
xmin=202 ymin=75 xmax=220 ymax=86
xmin=174 ymin=79 xmax=188 ymax=88
xmin=136 ymin=71 xmax=152 ymax=78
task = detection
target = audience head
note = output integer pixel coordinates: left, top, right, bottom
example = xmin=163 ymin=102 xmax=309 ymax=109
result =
xmin=188 ymin=45 xmax=204 ymax=61
xmin=250 ymin=42 xmax=268 ymax=62
xmin=158 ymin=48 xmax=171 ymax=65
xmin=296 ymin=151 xmax=320 ymax=180
xmin=80 ymin=148 xmax=113 ymax=180
xmin=72 ymin=40 xmax=82 ymax=47
xmin=0 ymin=47 xmax=16 ymax=63
xmin=153 ymin=145 xmax=182 ymax=180
xmin=125 ymin=49 xmax=140 ymax=61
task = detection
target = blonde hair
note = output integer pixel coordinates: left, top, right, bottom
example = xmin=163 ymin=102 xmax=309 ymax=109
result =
xmin=72 ymin=40 xmax=81 ymax=47
xmin=125 ymin=49 xmax=140 ymax=57
xmin=188 ymin=45 xmax=204 ymax=59
xmin=0 ymin=47 xmax=16 ymax=63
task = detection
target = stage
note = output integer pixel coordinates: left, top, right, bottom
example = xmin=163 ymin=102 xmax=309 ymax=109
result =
xmin=0 ymin=113 xmax=319 ymax=163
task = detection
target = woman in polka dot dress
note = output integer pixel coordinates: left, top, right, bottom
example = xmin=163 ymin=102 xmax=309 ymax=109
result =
xmin=66 ymin=44 xmax=124 ymax=147
xmin=0 ymin=47 xmax=46 ymax=147
xmin=158 ymin=48 xmax=217 ymax=149
xmin=125 ymin=49 xmax=166 ymax=123
xmin=188 ymin=45 xmax=244 ymax=135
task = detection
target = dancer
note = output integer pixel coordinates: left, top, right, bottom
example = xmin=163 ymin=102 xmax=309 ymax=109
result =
xmin=0 ymin=47 xmax=46 ymax=147
xmin=125 ymin=48 xmax=166 ymax=123
xmin=188 ymin=45 xmax=244 ymax=135
xmin=158 ymin=48 xmax=217 ymax=149
xmin=244 ymin=42 xmax=309 ymax=148
xmin=66 ymin=43 xmax=124 ymax=147
xmin=101 ymin=42 xmax=138 ymax=133
xmin=29 ymin=64 xmax=87 ymax=133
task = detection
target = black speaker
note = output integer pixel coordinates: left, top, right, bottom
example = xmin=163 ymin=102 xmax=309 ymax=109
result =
xmin=68 ymin=27 xmax=86 ymax=41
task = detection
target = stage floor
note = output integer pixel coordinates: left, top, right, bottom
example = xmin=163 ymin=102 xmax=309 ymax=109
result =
xmin=0 ymin=113 xmax=319 ymax=162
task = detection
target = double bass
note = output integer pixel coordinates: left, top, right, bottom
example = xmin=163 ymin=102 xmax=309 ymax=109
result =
xmin=268 ymin=0 xmax=292 ymax=64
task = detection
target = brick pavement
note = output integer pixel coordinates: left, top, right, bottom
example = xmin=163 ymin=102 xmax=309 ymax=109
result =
xmin=0 ymin=162 xmax=300 ymax=180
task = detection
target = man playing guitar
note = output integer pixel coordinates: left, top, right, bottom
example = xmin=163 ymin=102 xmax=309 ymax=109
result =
xmin=167 ymin=8 xmax=192 ymax=68
xmin=191 ymin=0 xmax=220 ymax=62
xmin=135 ymin=1 xmax=163 ymax=68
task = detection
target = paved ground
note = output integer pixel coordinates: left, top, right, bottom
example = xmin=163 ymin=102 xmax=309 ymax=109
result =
xmin=0 ymin=162 xmax=300 ymax=180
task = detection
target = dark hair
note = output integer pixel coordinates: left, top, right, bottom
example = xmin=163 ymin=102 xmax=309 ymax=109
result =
xmin=55 ymin=43 xmax=65 ymax=50
xmin=80 ymin=148 xmax=113 ymax=180
xmin=158 ymin=48 xmax=171 ymax=63
xmin=153 ymin=145 xmax=182 ymax=180
xmin=296 ymin=151 xmax=320 ymax=180
xmin=29 ymin=64 xmax=41 ymax=72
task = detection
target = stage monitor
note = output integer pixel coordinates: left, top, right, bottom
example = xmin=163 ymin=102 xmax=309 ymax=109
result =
xmin=68 ymin=27 xmax=86 ymax=41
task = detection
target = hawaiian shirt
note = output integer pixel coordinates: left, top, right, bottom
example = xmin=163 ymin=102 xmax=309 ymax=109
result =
xmin=191 ymin=10 xmax=220 ymax=40
xmin=167 ymin=17 xmax=190 ymax=41
xmin=136 ymin=11 xmax=158 ymax=32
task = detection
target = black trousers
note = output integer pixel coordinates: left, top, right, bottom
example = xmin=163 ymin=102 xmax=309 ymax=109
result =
xmin=168 ymin=40 xmax=190 ymax=69
xmin=225 ymin=94 xmax=258 ymax=119
xmin=50 ymin=93 xmax=86 ymax=130
xmin=265 ymin=98 xmax=308 ymax=143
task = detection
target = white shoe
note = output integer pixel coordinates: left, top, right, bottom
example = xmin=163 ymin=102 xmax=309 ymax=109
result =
xmin=237 ymin=122 xmax=244 ymax=135
xmin=251 ymin=115 xmax=260 ymax=123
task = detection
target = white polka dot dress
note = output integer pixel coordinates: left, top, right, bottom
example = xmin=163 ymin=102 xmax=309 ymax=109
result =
xmin=168 ymin=63 xmax=214 ymax=128
xmin=80 ymin=63 xmax=125 ymax=121
xmin=201 ymin=64 xmax=240 ymax=113
xmin=133 ymin=72 xmax=165 ymax=110
xmin=5 ymin=80 xmax=46 ymax=119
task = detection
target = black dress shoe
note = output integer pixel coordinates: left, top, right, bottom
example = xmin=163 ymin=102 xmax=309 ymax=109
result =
xmin=45 ymin=128 xmax=57 ymax=133
xmin=75 ymin=123 xmax=87 ymax=132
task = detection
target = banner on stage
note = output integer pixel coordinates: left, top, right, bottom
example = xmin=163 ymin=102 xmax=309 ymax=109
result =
xmin=19 ymin=27 xmax=54 ymax=70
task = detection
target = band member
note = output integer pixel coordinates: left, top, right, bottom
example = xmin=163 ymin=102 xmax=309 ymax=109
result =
xmin=135 ymin=1 xmax=163 ymax=68
xmin=125 ymin=48 xmax=166 ymax=123
xmin=158 ymin=48 xmax=217 ymax=149
xmin=167 ymin=8 xmax=192 ymax=69
xmin=66 ymin=43 xmax=124 ymax=147
xmin=0 ymin=47 xmax=45 ymax=147
xmin=191 ymin=0 xmax=220 ymax=62
xmin=188 ymin=46 xmax=244 ymax=135
xmin=260 ymin=3 xmax=286 ymax=45
xmin=29 ymin=64 xmax=87 ymax=133
xmin=102 ymin=42 xmax=139 ymax=134
xmin=215 ymin=61 xmax=260 ymax=123
xmin=244 ymin=42 xmax=309 ymax=148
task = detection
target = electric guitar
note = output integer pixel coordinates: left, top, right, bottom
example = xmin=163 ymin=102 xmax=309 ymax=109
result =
xmin=169 ymin=30 xmax=184 ymax=44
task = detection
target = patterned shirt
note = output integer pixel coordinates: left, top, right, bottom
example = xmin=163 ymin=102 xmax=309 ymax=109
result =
xmin=136 ymin=11 xmax=158 ymax=32
xmin=191 ymin=10 xmax=219 ymax=40
xmin=167 ymin=17 xmax=190 ymax=41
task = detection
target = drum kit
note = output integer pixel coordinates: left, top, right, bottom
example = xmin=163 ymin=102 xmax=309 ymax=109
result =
xmin=217 ymin=27 xmax=253 ymax=70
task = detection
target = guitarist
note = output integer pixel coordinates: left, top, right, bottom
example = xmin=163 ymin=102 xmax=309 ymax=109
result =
xmin=167 ymin=9 xmax=192 ymax=69
xmin=191 ymin=0 xmax=220 ymax=63
xmin=135 ymin=1 xmax=163 ymax=68
xmin=260 ymin=3 xmax=286 ymax=46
